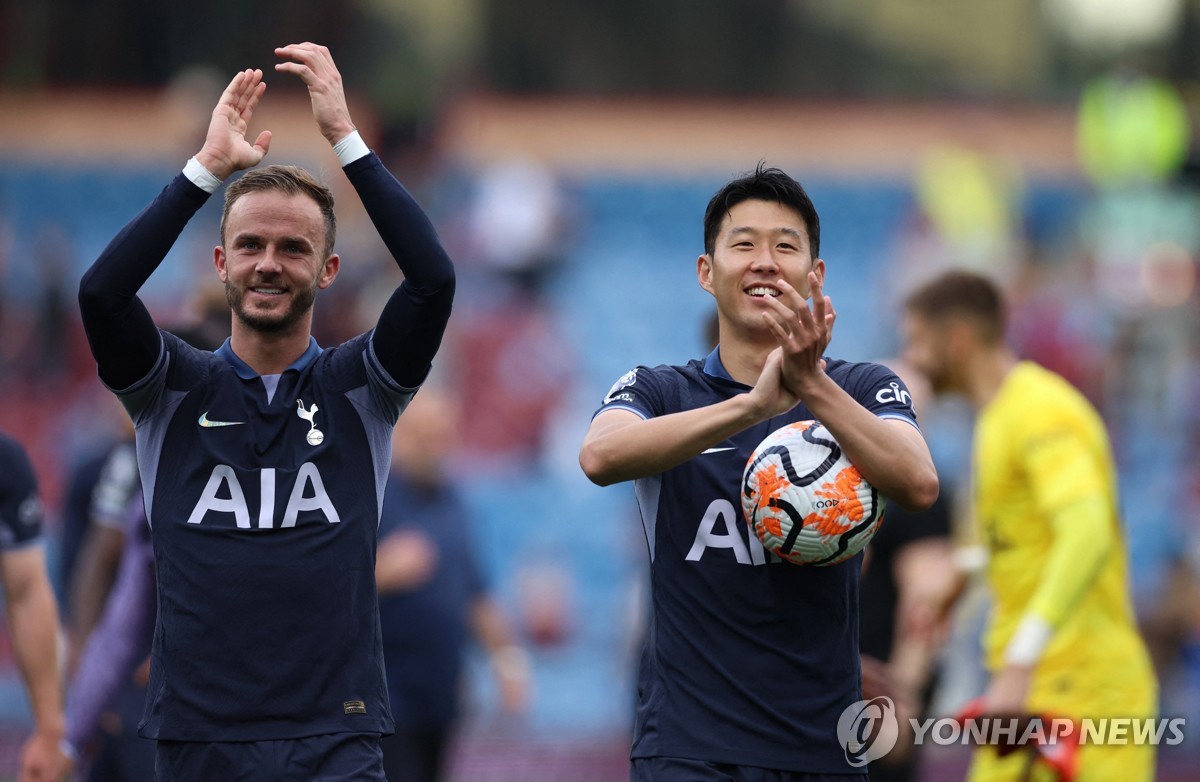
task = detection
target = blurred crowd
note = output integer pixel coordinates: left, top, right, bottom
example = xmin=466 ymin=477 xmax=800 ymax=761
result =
xmin=0 ymin=65 xmax=1198 ymax=780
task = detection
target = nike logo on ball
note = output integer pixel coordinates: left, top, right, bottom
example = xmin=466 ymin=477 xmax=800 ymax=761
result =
xmin=198 ymin=412 xmax=245 ymax=428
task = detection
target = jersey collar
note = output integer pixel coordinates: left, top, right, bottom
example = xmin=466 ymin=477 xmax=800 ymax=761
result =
xmin=703 ymin=346 xmax=735 ymax=381
xmin=215 ymin=336 xmax=323 ymax=380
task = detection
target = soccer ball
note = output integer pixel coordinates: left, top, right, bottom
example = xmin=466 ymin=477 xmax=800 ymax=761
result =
xmin=741 ymin=420 xmax=886 ymax=566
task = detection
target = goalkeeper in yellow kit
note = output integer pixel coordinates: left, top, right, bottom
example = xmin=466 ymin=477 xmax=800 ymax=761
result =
xmin=901 ymin=270 xmax=1157 ymax=782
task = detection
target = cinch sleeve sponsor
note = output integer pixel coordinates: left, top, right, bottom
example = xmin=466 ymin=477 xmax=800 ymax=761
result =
xmin=595 ymin=366 xmax=662 ymax=420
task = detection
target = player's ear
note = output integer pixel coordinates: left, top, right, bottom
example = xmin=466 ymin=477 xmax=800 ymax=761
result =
xmin=318 ymin=254 xmax=340 ymax=289
xmin=811 ymin=257 xmax=826 ymax=287
xmin=214 ymin=246 xmax=228 ymax=283
xmin=697 ymin=253 xmax=715 ymax=295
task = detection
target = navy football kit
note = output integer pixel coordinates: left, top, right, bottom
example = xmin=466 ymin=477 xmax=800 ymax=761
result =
xmin=596 ymin=348 xmax=918 ymax=776
xmin=0 ymin=433 xmax=44 ymax=553
xmin=78 ymin=148 xmax=454 ymax=764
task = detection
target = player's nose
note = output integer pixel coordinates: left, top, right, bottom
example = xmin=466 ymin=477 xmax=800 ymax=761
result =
xmin=748 ymin=248 xmax=779 ymax=273
xmin=255 ymin=249 xmax=283 ymax=274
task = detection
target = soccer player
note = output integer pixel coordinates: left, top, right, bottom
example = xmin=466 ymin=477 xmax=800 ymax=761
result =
xmin=0 ymin=432 xmax=71 ymax=782
xmin=902 ymin=269 xmax=1157 ymax=782
xmin=77 ymin=42 xmax=455 ymax=780
xmin=579 ymin=165 xmax=939 ymax=780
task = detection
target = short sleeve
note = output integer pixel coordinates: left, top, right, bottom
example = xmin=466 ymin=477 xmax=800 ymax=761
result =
xmin=841 ymin=362 xmax=920 ymax=428
xmin=593 ymin=366 xmax=666 ymax=421
xmin=0 ymin=438 xmax=43 ymax=549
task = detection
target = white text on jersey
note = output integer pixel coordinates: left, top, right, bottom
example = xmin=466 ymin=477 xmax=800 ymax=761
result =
xmin=686 ymin=499 xmax=780 ymax=565
xmin=185 ymin=463 xmax=342 ymax=528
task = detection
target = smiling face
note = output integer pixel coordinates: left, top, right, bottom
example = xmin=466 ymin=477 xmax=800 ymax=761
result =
xmin=215 ymin=189 xmax=339 ymax=336
xmin=698 ymin=198 xmax=825 ymax=343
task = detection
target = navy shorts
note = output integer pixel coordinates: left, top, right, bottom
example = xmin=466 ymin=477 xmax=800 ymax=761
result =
xmin=154 ymin=733 xmax=385 ymax=782
xmin=631 ymin=756 xmax=870 ymax=782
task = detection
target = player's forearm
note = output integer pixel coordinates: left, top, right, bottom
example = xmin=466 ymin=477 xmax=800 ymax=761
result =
xmin=580 ymin=395 xmax=769 ymax=485
xmin=798 ymin=374 xmax=939 ymax=511
xmin=79 ymin=174 xmax=210 ymax=389
xmin=1018 ymin=495 xmax=1112 ymax=641
xmin=8 ymin=576 xmax=65 ymax=737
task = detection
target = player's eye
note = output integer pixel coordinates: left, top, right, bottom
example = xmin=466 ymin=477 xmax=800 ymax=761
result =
xmin=777 ymin=243 xmax=797 ymax=251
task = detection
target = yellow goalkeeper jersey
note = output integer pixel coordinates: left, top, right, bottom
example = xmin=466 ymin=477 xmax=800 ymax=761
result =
xmin=974 ymin=361 xmax=1156 ymax=718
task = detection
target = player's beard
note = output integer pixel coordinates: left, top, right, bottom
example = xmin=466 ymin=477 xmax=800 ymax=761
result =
xmin=226 ymin=277 xmax=319 ymax=334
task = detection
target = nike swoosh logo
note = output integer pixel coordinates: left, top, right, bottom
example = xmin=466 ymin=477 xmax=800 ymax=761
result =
xmin=701 ymin=447 xmax=736 ymax=454
xmin=198 ymin=412 xmax=245 ymax=428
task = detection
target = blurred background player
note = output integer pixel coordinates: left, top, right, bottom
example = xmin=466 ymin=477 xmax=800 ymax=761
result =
xmin=376 ymin=388 xmax=530 ymax=782
xmin=56 ymin=407 xmax=135 ymax=642
xmin=580 ymin=165 xmax=938 ymax=781
xmin=61 ymin=493 xmax=154 ymax=782
xmin=0 ymin=431 xmax=70 ymax=782
xmin=61 ymin=325 xmax=224 ymax=782
xmin=902 ymin=269 xmax=1158 ymax=782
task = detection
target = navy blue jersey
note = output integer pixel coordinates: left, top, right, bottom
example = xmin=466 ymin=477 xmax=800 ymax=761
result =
xmin=79 ymin=151 xmax=455 ymax=744
xmin=121 ymin=330 xmax=410 ymax=741
xmin=0 ymin=433 xmax=44 ymax=550
xmin=595 ymin=347 xmax=918 ymax=772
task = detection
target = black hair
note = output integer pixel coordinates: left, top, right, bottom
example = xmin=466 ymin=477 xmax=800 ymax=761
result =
xmin=702 ymin=163 xmax=820 ymax=257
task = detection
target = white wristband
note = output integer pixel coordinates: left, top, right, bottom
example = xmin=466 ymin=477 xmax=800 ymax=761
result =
xmin=953 ymin=545 xmax=989 ymax=573
xmin=1004 ymin=614 xmax=1053 ymax=667
xmin=182 ymin=157 xmax=223 ymax=194
xmin=333 ymin=131 xmax=370 ymax=166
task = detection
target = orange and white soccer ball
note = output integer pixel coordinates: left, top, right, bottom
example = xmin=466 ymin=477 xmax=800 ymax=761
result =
xmin=741 ymin=420 xmax=886 ymax=566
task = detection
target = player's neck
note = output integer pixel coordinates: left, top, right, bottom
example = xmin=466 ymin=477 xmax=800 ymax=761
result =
xmin=717 ymin=334 xmax=774 ymax=386
xmin=965 ymin=347 xmax=1018 ymax=410
xmin=228 ymin=323 xmax=314 ymax=376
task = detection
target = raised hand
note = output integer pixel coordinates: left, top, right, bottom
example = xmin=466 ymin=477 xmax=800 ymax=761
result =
xmin=195 ymin=69 xmax=272 ymax=181
xmin=746 ymin=347 xmax=800 ymax=419
xmin=274 ymin=43 xmax=356 ymax=146
xmin=760 ymin=270 xmax=836 ymax=397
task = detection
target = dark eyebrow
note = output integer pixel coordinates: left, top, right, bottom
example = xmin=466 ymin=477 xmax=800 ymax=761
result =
xmin=233 ymin=232 xmax=314 ymax=250
xmin=728 ymin=227 xmax=804 ymax=241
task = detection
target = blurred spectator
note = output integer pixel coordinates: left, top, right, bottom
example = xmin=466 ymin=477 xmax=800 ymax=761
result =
xmin=465 ymin=158 xmax=571 ymax=297
xmin=378 ymin=388 xmax=531 ymax=782
xmin=1077 ymin=66 xmax=1190 ymax=189
xmin=27 ymin=224 xmax=73 ymax=381
xmin=452 ymin=295 xmax=575 ymax=472
xmin=911 ymin=143 xmax=1024 ymax=278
